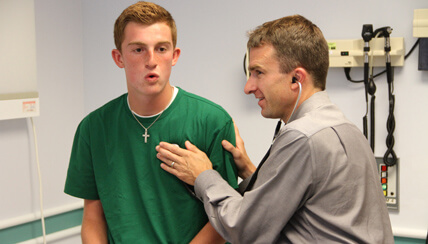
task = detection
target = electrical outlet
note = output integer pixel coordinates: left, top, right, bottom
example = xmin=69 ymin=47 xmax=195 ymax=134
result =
xmin=376 ymin=157 xmax=399 ymax=211
xmin=413 ymin=9 xmax=428 ymax=37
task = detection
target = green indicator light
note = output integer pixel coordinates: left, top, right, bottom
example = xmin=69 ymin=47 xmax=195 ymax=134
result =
xmin=382 ymin=184 xmax=387 ymax=190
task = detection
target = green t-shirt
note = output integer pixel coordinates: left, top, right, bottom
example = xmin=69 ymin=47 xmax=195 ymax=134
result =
xmin=64 ymin=88 xmax=238 ymax=243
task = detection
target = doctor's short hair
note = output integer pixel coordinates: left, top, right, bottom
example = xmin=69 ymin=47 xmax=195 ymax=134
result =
xmin=114 ymin=1 xmax=177 ymax=52
xmin=247 ymin=15 xmax=329 ymax=90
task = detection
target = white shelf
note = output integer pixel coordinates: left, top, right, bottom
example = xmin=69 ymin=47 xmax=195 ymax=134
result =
xmin=0 ymin=92 xmax=40 ymax=120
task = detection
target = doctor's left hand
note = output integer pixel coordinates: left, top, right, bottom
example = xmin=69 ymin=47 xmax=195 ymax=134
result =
xmin=156 ymin=141 xmax=213 ymax=186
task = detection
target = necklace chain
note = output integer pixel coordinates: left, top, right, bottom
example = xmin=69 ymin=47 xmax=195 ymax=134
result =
xmin=131 ymin=110 xmax=164 ymax=143
xmin=129 ymin=86 xmax=174 ymax=143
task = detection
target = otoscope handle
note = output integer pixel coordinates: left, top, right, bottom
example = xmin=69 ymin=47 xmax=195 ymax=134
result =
xmin=363 ymin=116 xmax=368 ymax=139
xmin=386 ymin=62 xmax=394 ymax=85
xmin=364 ymin=63 xmax=369 ymax=85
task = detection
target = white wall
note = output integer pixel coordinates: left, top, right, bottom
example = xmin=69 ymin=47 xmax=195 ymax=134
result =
xmin=0 ymin=0 xmax=84 ymax=240
xmin=82 ymin=0 xmax=428 ymax=237
xmin=0 ymin=0 xmax=427 ymax=241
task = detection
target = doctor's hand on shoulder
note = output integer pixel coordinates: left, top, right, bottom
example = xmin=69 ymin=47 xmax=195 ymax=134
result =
xmin=222 ymin=121 xmax=256 ymax=180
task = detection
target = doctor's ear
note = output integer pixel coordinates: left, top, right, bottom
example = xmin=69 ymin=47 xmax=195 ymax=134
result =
xmin=290 ymin=79 xmax=301 ymax=91
xmin=290 ymin=68 xmax=307 ymax=85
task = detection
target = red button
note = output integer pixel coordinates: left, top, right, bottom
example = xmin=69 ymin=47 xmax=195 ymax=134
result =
xmin=381 ymin=165 xmax=387 ymax=172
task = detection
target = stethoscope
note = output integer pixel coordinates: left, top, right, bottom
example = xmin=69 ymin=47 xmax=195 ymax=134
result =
xmin=243 ymin=76 xmax=302 ymax=192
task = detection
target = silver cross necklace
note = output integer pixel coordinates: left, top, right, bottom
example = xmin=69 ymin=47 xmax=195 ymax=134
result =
xmin=131 ymin=110 xmax=164 ymax=143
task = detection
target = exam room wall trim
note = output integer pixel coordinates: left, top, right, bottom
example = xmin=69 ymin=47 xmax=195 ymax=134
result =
xmin=0 ymin=209 xmax=82 ymax=244
xmin=0 ymin=202 xmax=82 ymax=230
xmin=0 ymin=210 xmax=425 ymax=244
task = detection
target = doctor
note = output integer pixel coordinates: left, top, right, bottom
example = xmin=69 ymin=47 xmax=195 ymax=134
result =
xmin=156 ymin=15 xmax=394 ymax=243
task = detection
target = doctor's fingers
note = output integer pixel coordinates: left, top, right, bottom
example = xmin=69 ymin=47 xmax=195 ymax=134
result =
xmin=222 ymin=140 xmax=237 ymax=154
xmin=156 ymin=148 xmax=183 ymax=167
xmin=157 ymin=142 xmax=186 ymax=156
xmin=222 ymin=139 xmax=246 ymax=160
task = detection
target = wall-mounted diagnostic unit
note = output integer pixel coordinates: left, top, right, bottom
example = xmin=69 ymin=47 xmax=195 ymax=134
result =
xmin=327 ymin=25 xmax=405 ymax=211
xmin=377 ymin=157 xmax=399 ymax=210
xmin=327 ymin=37 xmax=405 ymax=67
xmin=0 ymin=0 xmax=39 ymax=120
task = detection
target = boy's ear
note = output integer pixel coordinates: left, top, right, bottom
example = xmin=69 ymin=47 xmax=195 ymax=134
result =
xmin=112 ymin=49 xmax=124 ymax=68
xmin=172 ymin=47 xmax=181 ymax=66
